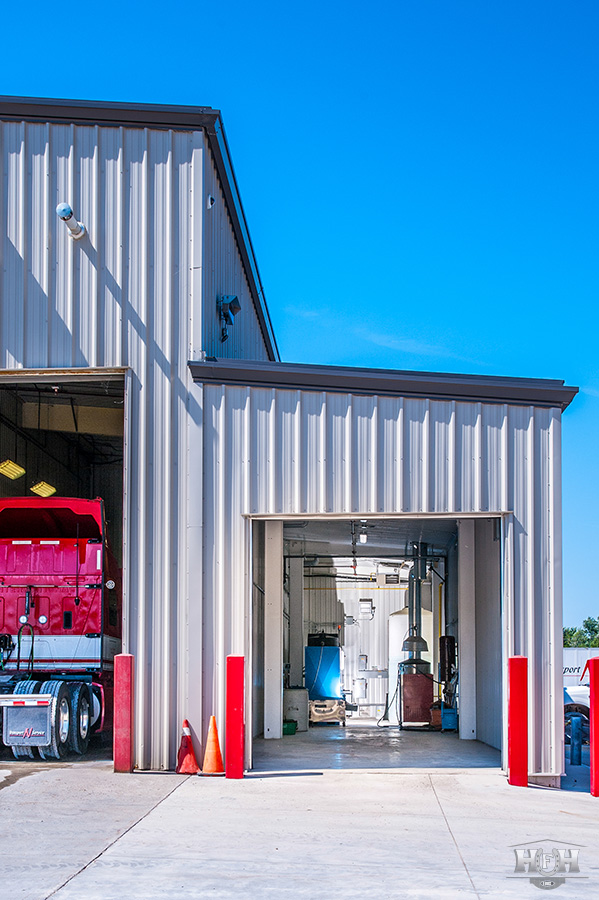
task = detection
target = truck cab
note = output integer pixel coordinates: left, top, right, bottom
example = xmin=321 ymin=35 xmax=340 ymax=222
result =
xmin=0 ymin=497 xmax=122 ymax=758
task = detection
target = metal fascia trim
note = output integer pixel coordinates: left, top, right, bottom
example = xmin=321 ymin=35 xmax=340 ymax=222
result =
xmin=0 ymin=366 xmax=129 ymax=384
xmin=0 ymin=95 xmax=220 ymax=131
xmin=188 ymin=360 xmax=578 ymax=410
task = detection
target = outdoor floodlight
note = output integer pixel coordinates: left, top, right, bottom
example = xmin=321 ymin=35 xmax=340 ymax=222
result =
xmin=218 ymin=295 xmax=242 ymax=342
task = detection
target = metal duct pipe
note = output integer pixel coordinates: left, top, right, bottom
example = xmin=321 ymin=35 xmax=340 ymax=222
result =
xmin=56 ymin=202 xmax=86 ymax=240
xmin=402 ymin=542 xmax=429 ymax=666
xmin=414 ymin=541 xmax=427 ymax=645
xmin=407 ymin=564 xmax=415 ymax=651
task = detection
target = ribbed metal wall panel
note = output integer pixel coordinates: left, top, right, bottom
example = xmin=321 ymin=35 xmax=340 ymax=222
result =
xmin=202 ymin=149 xmax=271 ymax=361
xmin=203 ymin=385 xmax=564 ymax=777
xmin=0 ymin=120 xmax=273 ymax=770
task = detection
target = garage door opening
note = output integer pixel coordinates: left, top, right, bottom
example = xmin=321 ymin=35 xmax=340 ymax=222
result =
xmin=251 ymin=516 xmax=502 ymax=771
xmin=0 ymin=372 xmax=125 ymax=761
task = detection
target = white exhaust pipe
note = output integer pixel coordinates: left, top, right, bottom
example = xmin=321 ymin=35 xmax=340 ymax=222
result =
xmin=56 ymin=202 xmax=86 ymax=240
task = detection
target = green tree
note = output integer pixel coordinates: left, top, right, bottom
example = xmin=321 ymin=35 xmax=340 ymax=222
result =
xmin=583 ymin=617 xmax=599 ymax=647
xmin=563 ymin=617 xmax=599 ymax=647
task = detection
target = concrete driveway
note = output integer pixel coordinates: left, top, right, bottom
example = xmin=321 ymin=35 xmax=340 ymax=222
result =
xmin=1 ymin=751 xmax=598 ymax=900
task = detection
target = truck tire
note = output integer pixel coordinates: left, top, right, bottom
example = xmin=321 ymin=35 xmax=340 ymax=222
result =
xmin=69 ymin=683 xmax=91 ymax=755
xmin=11 ymin=680 xmax=41 ymax=759
xmin=565 ymin=702 xmax=590 ymax=719
xmin=38 ymin=681 xmax=71 ymax=760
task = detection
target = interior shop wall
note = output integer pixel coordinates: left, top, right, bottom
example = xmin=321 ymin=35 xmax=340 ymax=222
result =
xmin=303 ymin=562 xmax=345 ymax=643
xmin=91 ymin=460 xmax=123 ymax=564
xmin=0 ymin=426 xmax=87 ymax=504
xmin=303 ymin=565 xmax=418 ymax=714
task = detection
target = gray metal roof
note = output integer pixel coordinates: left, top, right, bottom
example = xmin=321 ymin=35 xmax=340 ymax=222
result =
xmin=189 ymin=358 xmax=578 ymax=409
xmin=0 ymin=96 xmax=279 ymax=362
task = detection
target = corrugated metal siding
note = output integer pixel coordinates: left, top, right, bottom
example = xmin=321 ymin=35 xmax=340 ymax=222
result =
xmin=0 ymin=120 xmax=273 ymax=769
xmin=203 ymin=386 xmax=563 ymax=776
xmin=202 ymin=146 xmax=272 ymax=361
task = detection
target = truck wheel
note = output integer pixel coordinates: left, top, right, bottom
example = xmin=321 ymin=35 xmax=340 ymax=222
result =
xmin=38 ymin=681 xmax=71 ymax=760
xmin=11 ymin=680 xmax=41 ymax=759
xmin=69 ymin=683 xmax=91 ymax=754
xmin=565 ymin=703 xmax=590 ymax=719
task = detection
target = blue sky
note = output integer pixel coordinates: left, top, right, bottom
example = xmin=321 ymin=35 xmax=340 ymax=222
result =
xmin=3 ymin=1 xmax=597 ymax=625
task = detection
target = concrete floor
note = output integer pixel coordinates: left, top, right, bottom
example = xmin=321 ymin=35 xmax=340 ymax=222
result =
xmin=1 ymin=756 xmax=599 ymax=899
xmin=253 ymin=720 xmax=501 ymax=771
xmin=0 ymin=727 xmax=596 ymax=899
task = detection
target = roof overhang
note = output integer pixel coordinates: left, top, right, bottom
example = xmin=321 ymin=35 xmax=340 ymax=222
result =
xmin=0 ymin=96 xmax=279 ymax=363
xmin=188 ymin=358 xmax=578 ymax=410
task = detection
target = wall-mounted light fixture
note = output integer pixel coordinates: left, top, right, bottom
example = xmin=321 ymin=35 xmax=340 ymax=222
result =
xmin=359 ymin=599 xmax=375 ymax=620
xmin=207 ymin=195 xmax=216 ymax=209
xmin=0 ymin=459 xmax=25 ymax=480
xmin=217 ymin=295 xmax=242 ymax=343
xmin=30 ymin=481 xmax=56 ymax=498
xmin=56 ymin=202 xmax=86 ymax=240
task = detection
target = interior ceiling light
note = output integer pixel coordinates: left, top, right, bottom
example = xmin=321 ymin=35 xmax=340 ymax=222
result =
xmin=0 ymin=459 xmax=26 ymax=480
xmin=30 ymin=481 xmax=57 ymax=498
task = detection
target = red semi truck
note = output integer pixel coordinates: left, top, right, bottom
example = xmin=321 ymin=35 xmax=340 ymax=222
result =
xmin=0 ymin=497 xmax=121 ymax=758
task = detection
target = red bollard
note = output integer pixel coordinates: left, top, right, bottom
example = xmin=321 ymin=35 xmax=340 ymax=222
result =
xmin=113 ymin=653 xmax=134 ymax=773
xmin=587 ymin=657 xmax=599 ymax=797
xmin=508 ymin=656 xmax=528 ymax=787
xmin=226 ymin=656 xmax=245 ymax=779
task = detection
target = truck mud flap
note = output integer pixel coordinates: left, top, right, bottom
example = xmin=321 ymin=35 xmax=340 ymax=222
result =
xmin=1 ymin=693 xmax=52 ymax=747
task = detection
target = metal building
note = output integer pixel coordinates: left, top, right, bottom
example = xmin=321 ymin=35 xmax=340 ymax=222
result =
xmin=0 ymin=97 xmax=577 ymax=782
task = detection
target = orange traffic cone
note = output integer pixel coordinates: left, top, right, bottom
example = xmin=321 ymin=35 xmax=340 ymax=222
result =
xmin=202 ymin=715 xmax=225 ymax=776
xmin=176 ymin=719 xmax=201 ymax=774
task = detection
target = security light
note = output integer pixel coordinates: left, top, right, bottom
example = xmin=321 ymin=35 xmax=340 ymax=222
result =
xmin=0 ymin=459 xmax=25 ymax=480
xmin=217 ymin=295 xmax=242 ymax=342
xmin=228 ymin=296 xmax=241 ymax=316
xmin=30 ymin=481 xmax=57 ymax=498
